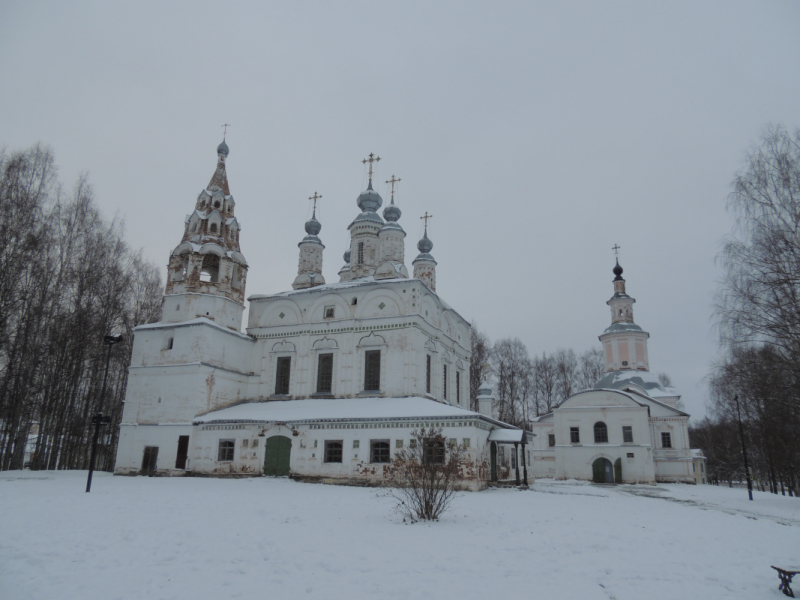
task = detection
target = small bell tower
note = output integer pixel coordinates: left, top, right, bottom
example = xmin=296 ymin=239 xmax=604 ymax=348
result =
xmin=162 ymin=136 xmax=248 ymax=331
xmin=412 ymin=213 xmax=437 ymax=291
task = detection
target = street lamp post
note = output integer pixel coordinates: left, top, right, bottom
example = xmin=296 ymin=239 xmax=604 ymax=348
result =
xmin=733 ymin=394 xmax=754 ymax=501
xmin=86 ymin=334 xmax=124 ymax=493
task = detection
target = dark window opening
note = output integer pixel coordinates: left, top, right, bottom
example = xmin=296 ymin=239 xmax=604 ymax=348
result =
xmin=570 ymin=427 xmax=580 ymax=444
xmin=443 ymin=365 xmax=448 ymax=399
xmin=358 ymin=241 xmax=364 ymax=265
xmin=324 ymin=307 xmax=335 ymax=319
xmin=661 ymin=432 xmax=672 ymax=448
xmin=351 ymin=297 xmax=358 ymax=305
xmin=275 ymin=356 xmax=291 ymax=395
xmin=175 ymin=436 xmax=189 ymax=469
xmin=324 ymin=440 xmax=343 ymax=463
xmin=218 ymin=439 xmax=234 ymax=461
xmin=622 ymin=426 xmax=633 ymax=443
xmin=594 ymin=422 xmax=608 ymax=444
xmin=423 ymin=440 xmax=445 ymax=465
xmin=141 ymin=446 xmax=159 ymax=475
xmin=364 ymin=350 xmax=381 ymax=391
xmin=426 ymin=355 xmax=431 ymax=393
xmin=370 ymin=440 xmax=391 ymax=463
xmin=200 ymin=254 xmax=220 ymax=283
xmin=456 ymin=371 xmax=461 ymax=404
xmin=548 ymin=434 xmax=556 ymax=447
xmin=317 ymin=353 xmax=333 ymax=393
xmin=210 ymin=223 xmax=218 ymax=233
xmin=167 ymin=337 xmax=174 ymax=350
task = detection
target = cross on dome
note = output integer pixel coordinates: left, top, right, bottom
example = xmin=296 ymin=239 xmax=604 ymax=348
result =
xmin=421 ymin=211 xmax=433 ymax=231
xmin=308 ymin=192 xmax=322 ymax=214
xmin=386 ymin=175 xmax=401 ymax=201
xmin=362 ymin=153 xmax=381 ymax=182
xmin=612 ymin=243 xmax=621 ymax=257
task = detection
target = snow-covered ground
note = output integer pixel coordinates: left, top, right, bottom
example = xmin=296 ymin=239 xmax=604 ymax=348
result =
xmin=2 ymin=472 xmax=798 ymax=599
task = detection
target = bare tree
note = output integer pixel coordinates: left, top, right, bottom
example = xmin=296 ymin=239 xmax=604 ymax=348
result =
xmin=491 ymin=338 xmax=531 ymax=426
xmin=576 ymin=347 xmax=605 ymax=391
xmin=469 ymin=323 xmax=490 ymax=412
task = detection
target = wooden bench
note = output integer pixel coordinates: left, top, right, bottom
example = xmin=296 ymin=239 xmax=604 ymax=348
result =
xmin=772 ymin=566 xmax=800 ymax=597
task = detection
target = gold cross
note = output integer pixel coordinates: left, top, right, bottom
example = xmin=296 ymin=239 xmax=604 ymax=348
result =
xmin=362 ymin=153 xmax=381 ymax=181
xmin=612 ymin=244 xmax=621 ymax=257
xmin=309 ymin=192 xmax=322 ymax=212
xmin=421 ymin=212 xmax=433 ymax=230
xmin=481 ymin=361 xmax=490 ymax=381
xmin=221 ymin=123 xmax=231 ymax=138
xmin=386 ymin=175 xmax=401 ymax=199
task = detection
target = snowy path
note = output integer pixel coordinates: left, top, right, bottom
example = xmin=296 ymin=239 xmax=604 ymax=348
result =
xmin=1 ymin=472 xmax=798 ymax=599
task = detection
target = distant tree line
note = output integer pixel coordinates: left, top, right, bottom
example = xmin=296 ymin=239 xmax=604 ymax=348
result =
xmin=690 ymin=125 xmax=800 ymax=496
xmin=469 ymin=325 xmax=606 ymax=428
xmin=0 ymin=144 xmax=162 ymax=472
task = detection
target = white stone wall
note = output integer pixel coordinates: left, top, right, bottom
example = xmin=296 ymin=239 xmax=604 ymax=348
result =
xmin=161 ymin=292 xmax=245 ymax=331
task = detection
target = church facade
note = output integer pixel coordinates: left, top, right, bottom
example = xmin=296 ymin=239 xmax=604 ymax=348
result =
xmin=528 ymin=261 xmax=706 ymax=484
xmin=114 ymin=142 xmax=520 ymax=490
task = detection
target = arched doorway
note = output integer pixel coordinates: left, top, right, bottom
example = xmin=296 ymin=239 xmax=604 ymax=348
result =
xmin=264 ymin=436 xmax=292 ymax=477
xmin=592 ymin=457 xmax=614 ymax=483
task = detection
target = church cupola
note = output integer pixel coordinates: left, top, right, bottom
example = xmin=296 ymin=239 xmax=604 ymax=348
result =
xmin=338 ymin=247 xmax=353 ymax=282
xmin=348 ymin=153 xmax=385 ymax=279
xmin=375 ymin=174 xmax=409 ymax=280
xmin=412 ymin=213 xmax=437 ymax=291
xmin=163 ymin=136 xmax=248 ymax=330
xmin=293 ymin=193 xmax=326 ymax=289
xmin=598 ymin=252 xmax=650 ymax=372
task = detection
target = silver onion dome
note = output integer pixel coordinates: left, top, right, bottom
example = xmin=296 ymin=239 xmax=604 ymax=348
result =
xmin=305 ymin=212 xmax=321 ymax=236
xmin=217 ymin=139 xmax=229 ymax=156
xmin=383 ymin=199 xmax=401 ymax=222
xmin=417 ymin=231 xmax=433 ymax=254
xmin=356 ymin=180 xmax=383 ymax=212
xmin=343 ymin=248 xmax=351 ymax=264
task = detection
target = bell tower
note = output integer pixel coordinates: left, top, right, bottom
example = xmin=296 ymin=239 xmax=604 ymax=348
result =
xmin=162 ymin=138 xmax=249 ymax=331
xmin=412 ymin=213 xmax=437 ymax=291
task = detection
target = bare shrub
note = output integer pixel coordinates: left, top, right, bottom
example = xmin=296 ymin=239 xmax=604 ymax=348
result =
xmin=385 ymin=427 xmax=466 ymax=522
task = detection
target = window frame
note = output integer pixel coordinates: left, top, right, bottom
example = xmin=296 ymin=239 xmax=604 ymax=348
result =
xmin=661 ymin=431 xmax=672 ymax=449
xmin=594 ymin=421 xmax=609 ymax=444
xmin=316 ymin=353 xmax=334 ymax=394
xmin=324 ymin=440 xmax=343 ymax=463
xmin=570 ymin=427 xmax=580 ymax=444
xmin=622 ymin=425 xmax=633 ymax=444
xmin=364 ymin=349 xmax=381 ymax=391
xmin=275 ymin=356 xmax=291 ymax=395
xmin=548 ymin=433 xmax=556 ymax=447
xmin=423 ymin=439 xmax=446 ymax=465
xmin=217 ymin=439 xmax=235 ymax=462
xmin=426 ymin=355 xmax=432 ymax=394
xmin=456 ymin=371 xmax=461 ymax=404
xmin=370 ymin=439 xmax=391 ymax=464
xmin=443 ymin=364 xmax=448 ymax=400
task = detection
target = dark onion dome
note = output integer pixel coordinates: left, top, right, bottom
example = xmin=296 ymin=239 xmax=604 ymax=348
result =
xmin=217 ymin=139 xmax=230 ymax=156
xmin=356 ymin=180 xmax=383 ymax=212
xmin=344 ymin=248 xmax=351 ymax=264
xmin=417 ymin=231 xmax=433 ymax=254
xmin=304 ymin=212 xmax=321 ymax=236
xmin=383 ymin=199 xmax=401 ymax=222
xmin=613 ymin=259 xmax=624 ymax=281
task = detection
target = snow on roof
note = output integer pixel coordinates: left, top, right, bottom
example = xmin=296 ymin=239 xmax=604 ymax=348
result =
xmin=135 ymin=317 xmax=253 ymax=340
xmin=691 ymin=449 xmax=705 ymax=458
xmin=594 ymin=370 xmax=680 ymax=399
xmin=487 ymin=429 xmax=526 ymax=443
xmin=193 ymin=396 xmax=513 ymax=426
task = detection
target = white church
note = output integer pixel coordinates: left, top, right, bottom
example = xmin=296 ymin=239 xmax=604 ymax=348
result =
xmin=114 ymin=139 xmax=705 ymax=488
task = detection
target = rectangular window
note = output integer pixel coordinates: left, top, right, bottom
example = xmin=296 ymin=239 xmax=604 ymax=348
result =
xmin=316 ymin=353 xmax=333 ymax=393
xmin=353 ymin=440 xmax=360 ymax=449
xmin=692 ymin=463 xmax=696 ymax=472
xmin=275 ymin=356 xmax=291 ymax=395
xmin=462 ymin=438 xmax=470 ymax=448
xmin=370 ymin=440 xmax=391 ymax=463
xmin=456 ymin=371 xmax=461 ymax=404
xmin=426 ymin=355 xmax=432 ymax=393
xmin=443 ymin=364 xmax=448 ymax=399
xmin=570 ymin=427 xmax=580 ymax=444
xmin=511 ymin=449 xmax=516 ymax=469
xmin=396 ymin=439 xmax=404 ymax=449
xmin=627 ymin=452 xmax=634 ymax=458
xmin=623 ymin=426 xmax=633 ymax=443
xmin=358 ymin=241 xmax=364 ymax=265
xmin=324 ymin=306 xmax=335 ymax=319
xmin=324 ymin=440 xmax=343 ymax=463
xmin=661 ymin=432 xmax=672 ymax=448
xmin=364 ymin=350 xmax=381 ymax=391
xmin=217 ymin=439 xmax=234 ymax=462
xmin=423 ymin=439 xmax=445 ymax=465
xmin=548 ymin=434 xmax=556 ymax=447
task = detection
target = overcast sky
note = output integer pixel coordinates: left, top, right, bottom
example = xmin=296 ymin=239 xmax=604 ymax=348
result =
xmin=2 ymin=1 xmax=799 ymax=420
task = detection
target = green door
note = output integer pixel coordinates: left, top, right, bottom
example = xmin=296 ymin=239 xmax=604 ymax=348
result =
xmin=592 ymin=458 xmax=605 ymax=483
xmin=614 ymin=458 xmax=622 ymax=483
xmin=264 ymin=436 xmax=292 ymax=477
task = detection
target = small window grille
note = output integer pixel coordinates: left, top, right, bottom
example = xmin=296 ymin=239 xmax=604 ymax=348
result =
xmin=210 ymin=223 xmax=218 ymax=233
xmin=242 ymin=439 xmax=249 ymax=448
xmin=317 ymin=353 xmax=333 ymax=393
xmin=370 ymin=440 xmax=391 ymax=463
xmin=627 ymin=452 xmax=635 ymax=458
xmin=396 ymin=439 xmax=404 ymax=448
xmin=511 ymin=448 xmax=517 ymax=470
xmin=251 ymin=439 xmax=259 ymax=448
xmin=364 ymin=350 xmax=381 ymax=391
xmin=423 ymin=440 xmax=445 ymax=465
xmin=594 ymin=422 xmax=608 ymax=443
xmin=324 ymin=306 xmax=335 ymax=319
xmin=358 ymin=241 xmax=364 ymax=265
xmin=353 ymin=440 xmax=360 ymax=449
xmin=324 ymin=440 xmax=343 ymax=463
xmin=570 ymin=427 xmax=580 ymax=444
xmin=426 ymin=355 xmax=431 ymax=393
xmin=275 ymin=356 xmax=291 ymax=395
xmin=661 ymin=432 xmax=672 ymax=448
xmin=462 ymin=438 xmax=470 ymax=448
xmin=218 ymin=439 xmax=235 ymax=461
xmin=548 ymin=434 xmax=556 ymax=447
xmin=443 ymin=365 xmax=448 ymax=399
xmin=622 ymin=426 xmax=633 ymax=443
xmin=409 ymin=439 xmax=417 ymax=449
xmin=456 ymin=371 xmax=460 ymax=404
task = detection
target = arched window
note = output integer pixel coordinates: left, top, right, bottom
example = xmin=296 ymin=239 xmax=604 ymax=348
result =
xmin=191 ymin=222 xmax=198 ymax=233
xmin=594 ymin=421 xmax=608 ymax=443
xmin=210 ymin=223 xmax=218 ymax=234
xmin=200 ymin=254 xmax=220 ymax=283
xmin=358 ymin=241 xmax=364 ymax=265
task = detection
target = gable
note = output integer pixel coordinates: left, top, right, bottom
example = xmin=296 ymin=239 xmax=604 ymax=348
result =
xmin=559 ymin=389 xmax=642 ymax=409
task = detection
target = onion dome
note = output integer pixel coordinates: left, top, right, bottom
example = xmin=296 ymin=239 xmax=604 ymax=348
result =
xmin=356 ymin=180 xmax=383 ymax=212
xmin=217 ymin=139 xmax=229 ymax=157
xmin=417 ymin=231 xmax=433 ymax=254
xmin=478 ymin=380 xmax=493 ymax=397
xmin=613 ymin=259 xmax=624 ymax=281
xmin=305 ymin=211 xmax=321 ymax=236
xmin=344 ymin=248 xmax=351 ymax=264
xmin=383 ymin=199 xmax=401 ymax=222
